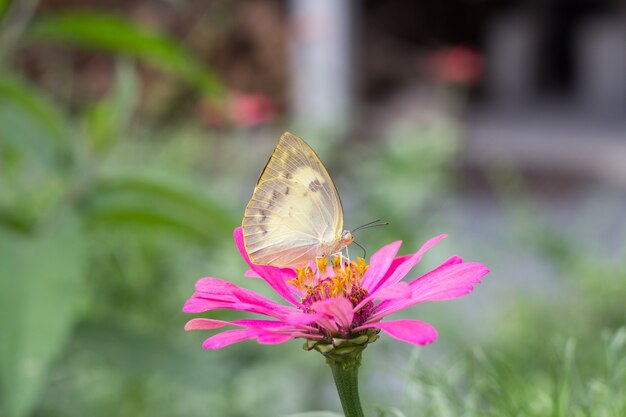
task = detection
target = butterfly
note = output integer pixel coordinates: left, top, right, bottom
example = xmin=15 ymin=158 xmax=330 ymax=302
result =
xmin=242 ymin=132 xmax=353 ymax=267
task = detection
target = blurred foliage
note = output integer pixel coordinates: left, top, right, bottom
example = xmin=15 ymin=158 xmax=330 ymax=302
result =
xmin=488 ymin=163 xmax=626 ymax=338
xmin=350 ymin=119 xmax=459 ymax=248
xmin=376 ymin=329 xmax=626 ymax=417
xmin=0 ymin=3 xmax=232 ymax=417
xmin=0 ymin=2 xmax=625 ymax=417
xmin=28 ymin=11 xmax=222 ymax=96
xmin=0 ymin=214 xmax=84 ymax=417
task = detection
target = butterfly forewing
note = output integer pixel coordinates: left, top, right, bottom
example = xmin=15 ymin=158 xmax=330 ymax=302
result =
xmin=242 ymin=132 xmax=344 ymax=266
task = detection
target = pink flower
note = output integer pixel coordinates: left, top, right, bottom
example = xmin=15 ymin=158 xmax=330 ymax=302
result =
xmin=229 ymin=92 xmax=276 ymax=127
xmin=183 ymin=227 xmax=489 ymax=351
xmin=427 ymin=45 xmax=484 ymax=85
xmin=197 ymin=92 xmax=276 ymax=127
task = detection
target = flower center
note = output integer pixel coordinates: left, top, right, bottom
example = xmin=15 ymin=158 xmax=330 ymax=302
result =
xmin=289 ymin=257 xmax=374 ymax=328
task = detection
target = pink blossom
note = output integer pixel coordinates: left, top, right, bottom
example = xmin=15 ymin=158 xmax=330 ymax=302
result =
xmin=427 ymin=45 xmax=484 ymax=85
xmin=229 ymin=92 xmax=276 ymax=127
xmin=197 ymin=92 xmax=276 ymax=127
xmin=183 ymin=227 xmax=489 ymax=350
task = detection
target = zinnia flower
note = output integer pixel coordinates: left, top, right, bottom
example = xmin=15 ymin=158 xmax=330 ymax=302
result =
xmin=197 ymin=92 xmax=276 ymax=127
xmin=427 ymin=45 xmax=484 ymax=85
xmin=183 ymin=227 xmax=489 ymax=355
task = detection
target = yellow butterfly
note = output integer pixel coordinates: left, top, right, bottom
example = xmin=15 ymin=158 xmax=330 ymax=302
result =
xmin=242 ymin=132 xmax=353 ymax=267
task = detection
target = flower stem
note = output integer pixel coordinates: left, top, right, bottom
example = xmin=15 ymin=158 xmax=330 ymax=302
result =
xmin=327 ymin=353 xmax=365 ymax=417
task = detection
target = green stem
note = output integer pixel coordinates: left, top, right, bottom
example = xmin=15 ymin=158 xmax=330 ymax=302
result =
xmin=327 ymin=354 xmax=365 ymax=417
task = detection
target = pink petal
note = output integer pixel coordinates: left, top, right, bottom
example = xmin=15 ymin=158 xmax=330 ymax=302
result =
xmin=353 ymin=282 xmax=411 ymax=312
xmin=185 ymin=276 xmax=295 ymax=320
xmin=245 ymin=266 xmax=295 ymax=280
xmin=312 ymin=297 xmax=355 ymax=330
xmin=360 ymin=241 xmax=402 ymax=291
xmin=231 ymin=319 xmax=288 ymax=328
xmin=369 ymin=257 xmax=488 ymax=321
xmin=231 ymin=286 xmax=293 ymax=314
xmin=314 ymin=315 xmax=338 ymax=334
xmin=283 ymin=311 xmax=324 ymax=326
xmin=183 ymin=290 xmax=322 ymax=330
xmin=195 ymin=277 xmax=239 ymax=294
xmin=234 ymin=227 xmax=300 ymax=306
xmin=184 ymin=296 xmax=276 ymax=319
xmin=193 ymin=278 xmax=283 ymax=311
xmin=182 ymin=297 xmax=235 ymax=313
xmin=409 ymin=262 xmax=489 ymax=302
xmin=436 ymin=255 xmax=463 ymax=266
xmin=202 ymin=329 xmax=258 ymax=349
xmin=370 ymin=234 xmax=447 ymax=293
xmin=244 ymin=269 xmax=260 ymax=278
xmin=370 ymin=281 xmax=412 ymax=301
xmin=355 ymin=320 xmax=438 ymax=346
xmin=185 ymin=318 xmax=290 ymax=332
xmin=228 ymin=302 xmax=294 ymax=319
xmin=379 ymin=254 xmax=412 ymax=283
xmin=184 ymin=318 xmax=230 ymax=331
xmin=201 ymin=326 xmax=298 ymax=349
xmin=257 ymin=332 xmax=295 ymax=344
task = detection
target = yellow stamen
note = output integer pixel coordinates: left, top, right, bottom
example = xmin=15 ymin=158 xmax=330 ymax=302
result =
xmin=288 ymin=256 xmax=370 ymax=300
xmin=332 ymin=256 xmax=342 ymax=274
xmin=316 ymin=257 xmax=328 ymax=274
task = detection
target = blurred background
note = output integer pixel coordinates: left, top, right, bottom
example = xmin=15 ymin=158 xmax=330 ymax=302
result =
xmin=1 ymin=0 xmax=625 ymax=416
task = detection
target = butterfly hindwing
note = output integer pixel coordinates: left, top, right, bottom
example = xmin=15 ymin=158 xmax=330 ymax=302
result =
xmin=242 ymin=132 xmax=344 ymax=266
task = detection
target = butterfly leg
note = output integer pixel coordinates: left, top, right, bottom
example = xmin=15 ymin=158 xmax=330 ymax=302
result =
xmin=330 ymin=251 xmax=350 ymax=268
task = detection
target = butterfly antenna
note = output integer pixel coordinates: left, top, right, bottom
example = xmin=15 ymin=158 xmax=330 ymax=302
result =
xmin=351 ymin=219 xmax=390 ymax=233
xmin=352 ymin=218 xmax=382 ymax=231
xmin=352 ymin=240 xmax=367 ymax=259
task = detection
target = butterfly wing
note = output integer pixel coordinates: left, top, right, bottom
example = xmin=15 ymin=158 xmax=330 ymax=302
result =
xmin=242 ymin=132 xmax=344 ymax=266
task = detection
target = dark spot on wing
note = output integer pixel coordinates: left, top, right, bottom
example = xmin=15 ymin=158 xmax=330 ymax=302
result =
xmin=308 ymin=179 xmax=323 ymax=192
xmin=285 ymin=186 xmax=290 ymax=195
xmin=261 ymin=227 xmax=268 ymax=235
xmin=259 ymin=209 xmax=268 ymax=223
xmin=266 ymin=190 xmax=281 ymax=209
xmin=284 ymin=172 xmax=292 ymax=179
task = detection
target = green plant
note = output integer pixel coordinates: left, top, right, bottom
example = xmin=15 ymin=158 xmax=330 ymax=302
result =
xmin=0 ymin=5 xmax=229 ymax=416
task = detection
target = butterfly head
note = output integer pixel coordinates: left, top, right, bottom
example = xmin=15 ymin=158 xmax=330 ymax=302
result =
xmin=341 ymin=230 xmax=354 ymax=247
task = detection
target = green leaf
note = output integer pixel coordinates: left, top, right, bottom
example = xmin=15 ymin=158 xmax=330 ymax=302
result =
xmin=0 ymin=73 xmax=72 ymax=232
xmin=0 ymin=72 xmax=71 ymax=163
xmin=66 ymin=319 xmax=234 ymax=389
xmin=28 ymin=11 xmax=222 ymax=96
xmin=0 ymin=0 xmax=12 ymax=21
xmin=83 ymin=171 xmax=236 ymax=243
xmin=84 ymin=60 xmax=138 ymax=155
xmin=0 ymin=214 xmax=86 ymax=417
